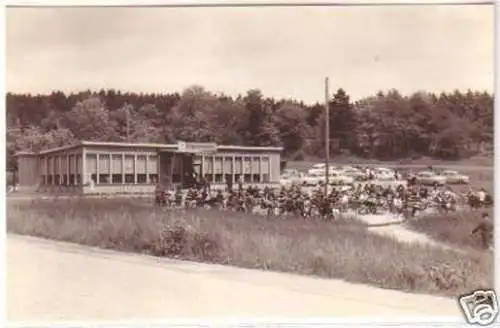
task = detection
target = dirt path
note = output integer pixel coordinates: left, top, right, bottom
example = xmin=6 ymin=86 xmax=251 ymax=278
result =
xmin=354 ymin=210 xmax=457 ymax=251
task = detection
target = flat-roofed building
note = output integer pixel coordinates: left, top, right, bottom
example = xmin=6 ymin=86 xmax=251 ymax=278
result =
xmin=14 ymin=140 xmax=283 ymax=194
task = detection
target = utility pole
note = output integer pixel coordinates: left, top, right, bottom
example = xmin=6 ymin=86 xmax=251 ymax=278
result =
xmin=125 ymin=105 xmax=130 ymax=142
xmin=324 ymin=77 xmax=330 ymax=195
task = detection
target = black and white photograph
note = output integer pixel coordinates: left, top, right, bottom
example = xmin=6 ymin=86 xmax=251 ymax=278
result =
xmin=5 ymin=2 xmax=495 ymax=324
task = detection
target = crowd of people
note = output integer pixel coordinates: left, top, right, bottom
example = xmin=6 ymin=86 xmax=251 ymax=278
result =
xmin=154 ymin=178 xmax=494 ymax=249
xmin=154 ymin=178 xmax=492 ymax=220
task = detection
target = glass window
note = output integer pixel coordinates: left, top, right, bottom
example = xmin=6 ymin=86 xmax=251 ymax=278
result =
xmin=149 ymin=174 xmax=158 ymax=184
xmin=125 ymin=174 xmax=135 ymax=184
xmin=99 ymin=174 xmax=110 ymax=184
xmin=137 ymin=174 xmax=147 ymax=184
xmin=112 ymin=174 xmax=123 ymax=184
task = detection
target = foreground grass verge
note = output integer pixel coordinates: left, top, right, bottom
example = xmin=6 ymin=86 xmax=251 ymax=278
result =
xmin=406 ymin=210 xmax=494 ymax=251
xmin=7 ymin=197 xmax=493 ymax=297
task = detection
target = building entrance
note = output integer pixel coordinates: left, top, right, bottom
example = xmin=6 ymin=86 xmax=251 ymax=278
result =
xmin=158 ymin=141 xmax=217 ymax=189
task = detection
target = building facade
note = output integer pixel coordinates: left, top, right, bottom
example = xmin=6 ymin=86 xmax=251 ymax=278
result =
xmin=14 ymin=141 xmax=283 ymax=194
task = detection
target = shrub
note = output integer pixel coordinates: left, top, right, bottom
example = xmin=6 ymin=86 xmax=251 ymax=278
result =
xmin=156 ymin=220 xmax=220 ymax=261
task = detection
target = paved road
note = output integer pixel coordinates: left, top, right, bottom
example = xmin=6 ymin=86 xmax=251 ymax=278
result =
xmin=7 ymin=234 xmax=462 ymax=322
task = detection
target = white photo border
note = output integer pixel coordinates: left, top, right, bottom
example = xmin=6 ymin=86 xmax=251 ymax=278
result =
xmin=1 ymin=1 xmax=497 ymax=327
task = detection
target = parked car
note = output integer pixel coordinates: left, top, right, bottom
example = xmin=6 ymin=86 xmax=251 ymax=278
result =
xmin=308 ymin=164 xmax=339 ymax=176
xmin=373 ymin=176 xmax=407 ymax=188
xmin=341 ymin=167 xmax=366 ymax=181
xmin=307 ymin=163 xmax=339 ymax=174
xmin=440 ymin=170 xmax=470 ymax=184
xmin=415 ymin=171 xmax=447 ymax=186
xmin=280 ymin=175 xmax=295 ymax=187
xmin=328 ymin=172 xmax=354 ymax=185
xmin=374 ymin=167 xmax=395 ymax=180
xmin=302 ymin=172 xmax=324 ymax=186
xmin=281 ymin=168 xmax=301 ymax=177
xmin=280 ymin=169 xmax=302 ymax=185
xmin=301 ymin=171 xmax=351 ymax=186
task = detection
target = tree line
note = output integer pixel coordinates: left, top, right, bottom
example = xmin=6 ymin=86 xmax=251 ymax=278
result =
xmin=6 ymin=87 xmax=493 ymax=171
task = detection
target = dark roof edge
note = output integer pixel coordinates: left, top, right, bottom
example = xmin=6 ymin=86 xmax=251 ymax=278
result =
xmin=13 ymin=141 xmax=83 ymax=157
xmin=13 ymin=140 xmax=283 ymax=157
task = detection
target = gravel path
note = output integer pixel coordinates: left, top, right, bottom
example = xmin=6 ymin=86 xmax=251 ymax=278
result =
xmin=360 ymin=214 xmax=442 ymax=245
xmin=354 ymin=210 xmax=458 ymax=251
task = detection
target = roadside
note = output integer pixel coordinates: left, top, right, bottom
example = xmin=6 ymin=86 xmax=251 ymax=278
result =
xmin=7 ymin=234 xmax=463 ymax=321
xmin=8 ymin=197 xmax=491 ymax=298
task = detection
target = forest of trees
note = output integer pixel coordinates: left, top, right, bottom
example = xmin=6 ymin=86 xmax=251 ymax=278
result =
xmin=6 ymin=86 xmax=494 ymax=172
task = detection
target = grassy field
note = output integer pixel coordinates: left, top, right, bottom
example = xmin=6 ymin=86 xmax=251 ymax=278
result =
xmin=406 ymin=210 xmax=494 ymax=251
xmin=7 ymin=197 xmax=493 ymax=298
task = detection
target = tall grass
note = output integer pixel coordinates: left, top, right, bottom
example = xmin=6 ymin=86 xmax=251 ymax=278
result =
xmin=406 ymin=210 xmax=494 ymax=250
xmin=7 ymin=197 xmax=493 ymax=297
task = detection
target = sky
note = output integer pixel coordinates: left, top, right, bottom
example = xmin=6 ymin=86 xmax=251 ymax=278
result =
xmin=6 ymin=4 xmax=494 ymax=104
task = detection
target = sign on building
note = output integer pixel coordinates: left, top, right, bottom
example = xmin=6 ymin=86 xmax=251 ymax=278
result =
xmin=176 ymin=141 xmax=217 ymax=154
xmin=177 ymin=141 xmax=187 ymax=151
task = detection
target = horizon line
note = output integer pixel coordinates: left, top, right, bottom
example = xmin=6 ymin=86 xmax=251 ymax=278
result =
xmin=5 ymin=86 xmax=494 ymax=105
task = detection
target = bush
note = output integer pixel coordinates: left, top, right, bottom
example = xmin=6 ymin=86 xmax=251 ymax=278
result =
xmin=7 ymin=197 xmax=493 ymax=297
xmin=155 ymin=220 xmax=220 ymax=261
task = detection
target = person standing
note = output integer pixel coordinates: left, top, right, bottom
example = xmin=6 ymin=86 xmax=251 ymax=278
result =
xmin=238 ymin=175 xmax=243 ymax=191
xmin=88 ymin=175 xmax=95 ymax=191
xmin=478 ymin=188 xmax=487 ymax=202
xmin=205 ymin=175 xmax=212 ymax=195
xmin=472 ymin=213 xmax=494 ymax=250
xmin=154 ymin=179 xmax=166 ymax=206
xmin=226 ymin=175 xmax=233 ymax=192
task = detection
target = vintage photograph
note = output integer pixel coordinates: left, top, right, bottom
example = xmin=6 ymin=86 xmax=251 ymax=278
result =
xmin=6 ymin=3 xmax=495 ymax=323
